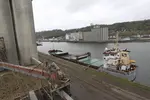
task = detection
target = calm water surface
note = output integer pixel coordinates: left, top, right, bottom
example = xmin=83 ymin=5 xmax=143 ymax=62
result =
xmin=38 ymin=42 xmax=150 ymax=86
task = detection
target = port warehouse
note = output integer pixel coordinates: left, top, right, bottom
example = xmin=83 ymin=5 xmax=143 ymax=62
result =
xmin=65 ymin=25 xmax=108 ymax=42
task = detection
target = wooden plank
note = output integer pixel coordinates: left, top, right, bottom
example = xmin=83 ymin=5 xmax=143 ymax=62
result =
xmin=57 ymin=90 xmax=73 ymax=100
xmin=29 ymin=90 xmax=38 ymax=100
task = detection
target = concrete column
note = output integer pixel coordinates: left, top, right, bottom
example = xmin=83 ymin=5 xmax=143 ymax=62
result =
xmin=106 ymin=27 xmax=108 ymax=40
xmin=100 ymin=28 xmax=102 ymax=41
xmin=0 ymin=0 xmax=18 ymax=64
xmin=11 ymin=0 xmax=38 ymax=65
xmin=103 ymin=28 xmax=105 ymax=41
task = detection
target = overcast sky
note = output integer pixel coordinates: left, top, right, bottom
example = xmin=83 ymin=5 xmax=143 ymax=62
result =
xmin=32 ymin=0 xmax=150 ymax=31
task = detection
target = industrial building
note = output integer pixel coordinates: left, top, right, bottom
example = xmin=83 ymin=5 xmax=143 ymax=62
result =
xmin=65 ymin=25 xmax=108 ymax=42
xmin=0 ymin=0 xmax=38 ymax=65
xmin=66 ymin=32 xmax=83 ymax=41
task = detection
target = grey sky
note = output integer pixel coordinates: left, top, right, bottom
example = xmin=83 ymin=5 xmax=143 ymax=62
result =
xmin=32 ymin=0 xmax=150 ymax=31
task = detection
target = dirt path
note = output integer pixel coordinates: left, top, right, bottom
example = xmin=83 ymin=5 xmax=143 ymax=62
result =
xmin=39 ymin=52 xmax=150 ymax=100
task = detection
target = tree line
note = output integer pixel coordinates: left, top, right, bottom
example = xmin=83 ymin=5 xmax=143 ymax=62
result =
xmin=36 ymin=19 xmax=150 ymax=39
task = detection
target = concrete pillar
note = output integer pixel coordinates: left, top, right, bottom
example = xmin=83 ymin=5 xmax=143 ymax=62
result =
xmin=0 ymin=0 xmax=18 ymax=64
xmin=11 ymin=0 xmax=38 ymax=65
xmin=106 ymin=27 xmax=108 ymax=40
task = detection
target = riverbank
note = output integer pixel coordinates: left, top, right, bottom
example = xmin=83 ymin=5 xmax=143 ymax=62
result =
xmin=38 ymin=52 xmax=150 ymax=100
xmin=40 ymin=39 xmax=150 ymax=43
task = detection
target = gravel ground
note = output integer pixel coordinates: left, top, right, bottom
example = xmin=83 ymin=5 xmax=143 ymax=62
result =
xmin=0 ymin=71 xmax=48 ymax=100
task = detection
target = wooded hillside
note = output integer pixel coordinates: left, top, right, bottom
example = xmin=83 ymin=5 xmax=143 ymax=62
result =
xmin=36 ymin=19 xmax=150 ymax=39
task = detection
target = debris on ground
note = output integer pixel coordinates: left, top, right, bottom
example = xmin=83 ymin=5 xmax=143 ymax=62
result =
xmin=0 ymin=71 xmax=48 ymax=100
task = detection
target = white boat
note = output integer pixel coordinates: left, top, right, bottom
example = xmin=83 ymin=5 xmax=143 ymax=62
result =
xmin=101 ymin=33 xmax=138 ymax=81
xmin=36 ymin=41 xmax=42 ymax=46
xmin=103 ymin=47 xmax=137 ymax=73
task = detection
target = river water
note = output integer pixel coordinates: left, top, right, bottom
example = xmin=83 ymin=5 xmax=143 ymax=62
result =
xmin=38 ymin=42 xmax=150 ymax=86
